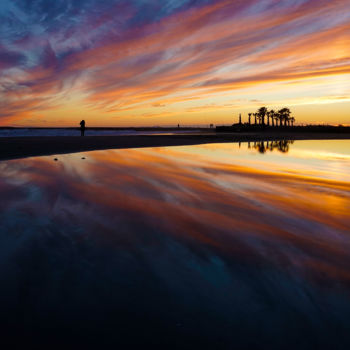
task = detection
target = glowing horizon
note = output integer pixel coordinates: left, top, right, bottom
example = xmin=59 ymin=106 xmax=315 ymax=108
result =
xmin=0 ymin=0 xmax=349 ymax=127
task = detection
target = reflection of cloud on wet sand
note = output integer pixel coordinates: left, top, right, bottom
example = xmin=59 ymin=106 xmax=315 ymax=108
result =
xmin=1 ymin=142 xmax=350 ymax=346
xmin=88 ymin=147 xmax=350 ymax=282
xmin=1 ymin=143 xmax=349 ymax=289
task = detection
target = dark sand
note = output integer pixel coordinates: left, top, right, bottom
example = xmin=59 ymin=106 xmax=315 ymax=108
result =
xmin=1 ymin=132 xmax=350 ymax=161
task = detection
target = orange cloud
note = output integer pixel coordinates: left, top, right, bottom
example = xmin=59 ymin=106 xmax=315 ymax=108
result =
xmin=1 ymin=0 xmax=349 ymax=125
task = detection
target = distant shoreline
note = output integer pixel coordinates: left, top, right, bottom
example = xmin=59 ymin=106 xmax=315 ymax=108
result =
xmin=1 ymin=132 xmax=350 ymax=161
xmin=0 ymin=126 xmax=208 ymax=131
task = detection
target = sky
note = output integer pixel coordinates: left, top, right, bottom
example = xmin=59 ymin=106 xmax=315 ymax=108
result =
xmin=0 ymin=0 xmax=349 ymax=127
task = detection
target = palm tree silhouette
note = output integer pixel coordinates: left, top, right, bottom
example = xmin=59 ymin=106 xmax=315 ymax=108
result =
xmin=290 ymin=116 xmax=295 ymax=127
xmin=274 ymin=111 xmax=280 ymax=127
xmin=277 ymin=109 xmax=284 ymax=126
xmin=257 ymin=114 xmax=262 ymax=125
xmin=270 ymin=109 xmax=275 ymax=127
xmin=257 ymin=107 xmax=268 ymax=127
xmin=279 ymin=108 xmax=291 ymax=126
xmin=247 ymin=107 xmax=293 ymax=128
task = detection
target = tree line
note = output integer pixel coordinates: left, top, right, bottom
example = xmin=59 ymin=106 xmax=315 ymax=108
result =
xmin=246 ymin=107 xmax=295 ymax=127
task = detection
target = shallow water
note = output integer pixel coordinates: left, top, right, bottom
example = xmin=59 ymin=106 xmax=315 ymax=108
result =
xmin=0 ymin=140 xmax=350 ymax=348
xmin=0 ymin=128 xmax=200 ymax=137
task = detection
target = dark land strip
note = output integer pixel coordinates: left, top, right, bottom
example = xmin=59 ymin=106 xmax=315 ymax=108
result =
xmin=1 ymin=132 xmax=350 ymax=161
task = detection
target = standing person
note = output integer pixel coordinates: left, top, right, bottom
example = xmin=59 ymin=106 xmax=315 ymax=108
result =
xmin=80 ymin=120 xmax=86 ymax=136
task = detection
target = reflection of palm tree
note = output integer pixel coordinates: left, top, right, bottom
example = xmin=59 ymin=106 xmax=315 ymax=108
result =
xmin=254 ymin=141 xmax=267 ymax=153
xmin=258 ymin=143 xmax=266 ymax=153
xmin=279 ymin=140 xmax=290 ymax=152
xmin=252 ymin=139 xmax=293 ymax=154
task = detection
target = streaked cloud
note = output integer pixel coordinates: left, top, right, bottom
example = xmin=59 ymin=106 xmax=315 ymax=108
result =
xmin=0 ymin=0 xmax=349 ymax=125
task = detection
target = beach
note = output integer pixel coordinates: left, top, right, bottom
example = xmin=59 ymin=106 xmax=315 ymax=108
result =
xmin=1 ymin=0 xmax=349 ymax=347
xmin=1 ymin=140 xmax=350 ymax=348
xmin=1 ymin=132 xmax=350 ymax=161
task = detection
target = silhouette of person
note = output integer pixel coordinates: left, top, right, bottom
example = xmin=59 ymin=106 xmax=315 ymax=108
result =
xmin=80 ymin=120 xmax=86 ymax=136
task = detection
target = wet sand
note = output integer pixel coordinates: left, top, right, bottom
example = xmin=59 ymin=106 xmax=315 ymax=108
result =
xmin=1 ymin=132 xmax=350 ymax=160
xmin=1 ymin=141 xmax=350 ymax=348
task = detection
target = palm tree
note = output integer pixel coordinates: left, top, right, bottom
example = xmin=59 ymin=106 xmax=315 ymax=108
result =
xmin=279 ymin=108 xmax=291 ymax=126
xmin=277 ymin=109 xmax=285 ymax=126
xmin=257 ymin=107 xmax=268 ymax=127
xmin=266 ymin=111 xmax=270 ymax=126
xmin=275 ymin=111 xmax=280 ymax=126
xmin=270 ymin=110 xmax=275 ymax=127
xmin=248 ymin=113 xmax=252 ymax=125
xmin=273 ymin=111 xmax=279 ymax=127
xmin=290 ymin=116 xmax=295 ymax=127
xmin=254 ymin=113 xmax=257 ymax=125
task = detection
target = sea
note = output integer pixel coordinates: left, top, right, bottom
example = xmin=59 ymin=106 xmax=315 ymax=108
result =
xmin=0 ymin=128 xmax=202 ymax=137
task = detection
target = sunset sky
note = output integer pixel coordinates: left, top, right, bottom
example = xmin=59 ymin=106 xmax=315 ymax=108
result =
xmin=0 ymin=0 xmax=349 ymax=127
